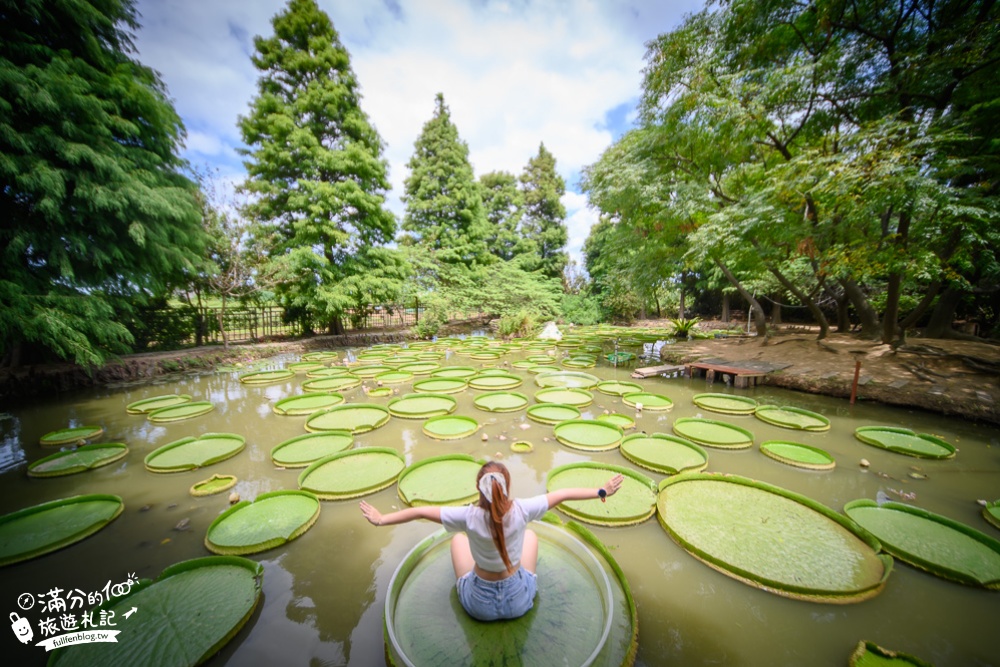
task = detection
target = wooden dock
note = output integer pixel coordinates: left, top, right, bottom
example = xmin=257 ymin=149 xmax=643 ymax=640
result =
xmin=685 ymin=362 xmax=767 ymax=388
xmin=631 ymin=364 xmax=686 ymax=379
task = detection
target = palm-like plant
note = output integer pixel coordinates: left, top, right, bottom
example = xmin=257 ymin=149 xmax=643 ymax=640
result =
xmin=670 ymin=317 xmax=701 ymax=338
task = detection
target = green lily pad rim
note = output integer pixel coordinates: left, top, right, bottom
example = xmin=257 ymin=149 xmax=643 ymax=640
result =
xmin=238 ymin=368 xmax=295 ymax=384
xmin=422 ymin=414 xmax=481 ymax=440
xmin=375 ymin=370 xmax=416 ymax=384
xmin=287 ymin=361 xmax=325 ymax=372
xmin=984 ymin=500 xmax=1000 ymax=532
xmin=144 ymin=432 xmax=246 ymax=473
xmin=754 ymin=404 xmax=832 ymax=431
xmin=39 ymin=425 xmax=105 ymax=446
xmin=844 ymin=498 xmax=1000 ymax=589
xmin=853 ymin=426 xmax=956 ymax=459
xmin=125 ymin=394 xmax=193 ymax=415
xmin=692 ymin=393 xmax=758 ymax=415
xmin=412 ymin=377 xmax=469 ymax=394
xmin=350 ymin=364 xmax=395 ymax=378
xmin=303 ymin=403 xmax=392 ymax=434
xmin=672 ymin=417 xmax=755 ymax=449
xmin=620 ymin=433 xmax=708 ymax=475
xmin=848 ymin=640 xmax=934 ymax=667
xmin=760 ymin=440 xmax=836 ymax=471
xmin=525 ymin=403 xmax=582 ymax=424
xmin=270 ymin=430 xmax=354 ymax=467
xmin=0 ymin=494 xmax=125 ymax=567
xmin=367 ymin=387 xmax=394 ymax=397
xmin=510 ymin=440 xmax=534 ymax=453
xmin=428 ymin=366 xmax=478 ymax=378
xmin=301 ymin=375 xmax=363 ymax=392
xmin=533 ymin=370 xmax=600 ymax=388
xmin=396 ymin=453 xmax=486 ymax=506
xmin=146 ymin=400 xmax=216 ymax=423
xmin=534 ymin=387 xmax=594 ymax=407
xmin=27 ymin=443 xmax=130 ymax=478
xmin=622 ymin=392 xmax=674 ymax=411
xmin=48 ymin=555 xmax=264 ymax=667
xmin=552 ymin=419 xmax=625 ymax=452
xmin=595 ymin=380 xmax=644 ymax=396
xmin=301 ymin=351 xmax=340 ymax=361
xmin=467 ymin=373 xmax=523 ymax=390
xmin=305 ymin=366 xmax=353 ymax=378
xmin=387 ymin=393 xmax=458 ymax=418
xmin=297 ymin=447 xmax=406 ymax=500
xmin=204 ymin=489 xmax=321 ymax=555
xmin=658 ymin=473 xmax=892 ymax=602
xmin=472 ymin=391 xmax=530 ymax=412
xmin=396 ymin=362 xmax=442 ymax=374
xmin=272 ymin=392 xmax=345 ymax=415
xmin=596 ymin=413 xmax=636 ymax=429
xmin=190 ymin=473 xmax=238 ymax=497
xmin=547 ymin=461 xmax=656 ymax=526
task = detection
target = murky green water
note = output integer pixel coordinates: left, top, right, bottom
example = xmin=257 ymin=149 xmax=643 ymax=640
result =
xmin=1 ymin=345 xmax=998 ymax=666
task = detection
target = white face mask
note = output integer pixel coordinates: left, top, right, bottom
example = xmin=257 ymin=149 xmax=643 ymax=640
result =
xmin=478 ymin=471 xmax=507 ymax=500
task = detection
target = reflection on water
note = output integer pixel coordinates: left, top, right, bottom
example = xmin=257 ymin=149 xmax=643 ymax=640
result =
xmin=0 ymin=349 xmax=998 ymax=666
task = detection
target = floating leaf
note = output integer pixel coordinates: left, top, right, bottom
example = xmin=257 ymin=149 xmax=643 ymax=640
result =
xmin=304 ymin=404 xmax=391 ymax=434
xmin=620 ymin=433 xmax=708 ymax=475
xmin=190 ymin=474 xmax=237 ymax=497
xmin=553 ymin=419 xmax=624 ymax=451
xmin=672 ymin=417 xmax=754 ymax=449
xmin=125 ymin=394 xmax=192 ymax=415
xmin=754 ymin=405 xmax=831 ymax=431
xmin=854 ymin=426 xmax=956 ymax=459
xmin=270 ymin=431 xmax=353 ymax=468
xmin=760 ymin=441 xmax=836 ymax=471
xmin=396 ymin=454 xmax=483 ymax=506
xmin=28 ymin=443 xmax=128 ymax=478
xmin=547 ymin=462 xmax=656 ymax=526
xmin=0 ymin=494 xmax=124 ymax=567
xmin=298 ymin=447 xmax=405 ymax=500
xmin=206 ymin=490 xmax=320 ymax=555
xmin=39 ymin=425 xmax=104 ymax=447
xmin=272 ymin=392 xmax=344 ymax=415
xmin=145 ymin=433 xmax=245 ymax=473
xmin=422 ymin=415 xmax=480 ymax=440
xmin=387 ymin=393 xmax=457 ymax=419
xmin=692 ymin=393 xmax=758 ymax=415
xmin=147 ymin=401 xmax=215 ymax=423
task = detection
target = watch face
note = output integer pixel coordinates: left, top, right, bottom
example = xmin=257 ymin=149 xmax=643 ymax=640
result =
xmin=17 ymin=592 xmax=35 ymax=610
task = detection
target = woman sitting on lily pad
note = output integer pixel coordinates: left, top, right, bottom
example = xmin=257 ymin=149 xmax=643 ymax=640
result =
xmin=360 ymin=460 xmax=623 ymax=621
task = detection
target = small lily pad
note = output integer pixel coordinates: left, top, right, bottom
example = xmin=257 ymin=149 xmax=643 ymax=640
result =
xmin=622 ymin=392 xmax=673 ymax=411
xmin=595 ymin=380 xmax=644 ymax=396
xmin=620 ymin=433 xmax=708 ymax=475
xmin=412 ymin=377 xmax=468 ymax=394
xmin=526 ymin=403 xmax=582 ymax=425
xmin=429 ymin=366 xmax=478 ymax=379
xmin=125 ymin=393 xmax=192 ymax=415
xmin=190 ymin=473 xmax=237 ymax=497
xmin=239 ymin=368 xmax=295 ymax=384
xmin=533 ymin=370 xmax=601 ymax=389
xmin=468 ymin=373 xmax=523 ymax=390
xmin=28 ymin=443 xmax=129 ymax=478
xmin=672 ymin=418 xmax=754 ymax=449
xmin=755 ymin=405 xmax=831 ymax=431
xmin=854 ymin=426 xmax=956 ymax=459
xmin=510 ymin=441 xmax=534 ymax=453
xmin=692 ymin=393 xmax=758 ymax=415
xmin=272 ymin=392 xmax=345 ymax=415
xmin=388 ymin=393 xmax=458 ymax=419
xmin=422 ymin=415 xmax=480 ymax=440
xmin=144 ymin=433 xmax=246 ymax=473
xmin=305 ymin=404 xmax=391 ymax=434
xmin=534 ymin=387 xmax=594 ymax=407
xmin=301 ymin=375 xmax=362 ymax=392
xmin=596 ymin=413 xmax=636 ymax=429
xmin=848 ymin=640 xmax=933 ymax=667
xmin=39 ymin=425 xmax=105 ymax=447
xmin=147 ymin=401 xmax=215 ymax=423
xmin=760 ymin=441 xmax=836 ymax=471
xmin=553 ymin=419 xmax=624 ymax=451
xmin=472 ymin=391 xmax=529 ymax=413
xmin=271 ymin=431 xmax=354 ymax=468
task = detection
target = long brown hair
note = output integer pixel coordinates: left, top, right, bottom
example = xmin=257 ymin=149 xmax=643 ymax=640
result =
xmin=477 ymin=461 xmax=514 ymax=571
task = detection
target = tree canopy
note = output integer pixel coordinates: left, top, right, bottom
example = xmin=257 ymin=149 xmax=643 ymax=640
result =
xmin=0 ymin=0 xmax=208 ymax=366
xmin=519 ymin=143 xmax=569 ymax=281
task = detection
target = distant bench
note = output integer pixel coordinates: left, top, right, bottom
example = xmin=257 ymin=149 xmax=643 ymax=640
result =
xmin=685 ymin=362 xmax=767 ymax=388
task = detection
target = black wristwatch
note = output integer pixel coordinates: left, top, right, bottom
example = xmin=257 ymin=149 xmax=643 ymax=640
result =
xmin=598 ymin=488 xmax=607 ymax=499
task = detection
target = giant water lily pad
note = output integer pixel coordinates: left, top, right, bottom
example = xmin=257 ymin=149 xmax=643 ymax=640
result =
xmin=396 ymin=454 xmax=483 ymax=506
xmin=147 ymin=401 xmax=215 ymax=423
xmin=844 ymin=499 xmax=1000 ymax=588
xmin=0 ymin=494 xmax=124 ymax=567
xmin=345 ymin=364 xmax=392 ymax=378
xmin=190 ymin=474 xmax=237 ymax=497
xmin=672 ymin=418 xmax=754 ymax=449
xmin=144 ymin=433 xmax=246 ymax=473
xmin=596 ymin=380 xmax=644 ymax=397
xmin=658 ymin=474 xmax=892 ymax=602
xmin=271 ymin=431 xmax=354 ymax=468
xmin=28 ymin=443 xmax=129 ymax=478
xmin=287 ymin=361 xmax=324 ymax=373
xmin=301 ymin=350 xmax=339 ymax=362
xmin=301 ymin=375 xmax=362 ymax=392
xmin=553 ymin=419 xmax=624 ymax=451
xmin=39 ymin=425 xmax=105 ymax=446
xmin=306 ymin=366 xmax=353 ymax=378
xmin=397 ymin=362 xmax=441 ymax=375
xmin=755 ymin=405 xmax=831 ymax=432
xmin=239 ymin=368 xmax=294 ymax=384
xmin=206 ymin=490 xmax=320 ymax=555
xmin=760 ymin=441 xmax=836 ymax=471
xmin=597 ymin=413 xmax=636 ymax=430
xmin=376 ymin=370 xmax=415 ymax=384
xmin=984 ymin=500 xmax=1000 ymax=531
xmin=534 ymin=387 xmax=594 ymax=407
xmin=547 ymin=462 xmax=656 ymax=526
xmin=125 ymin=394 xmax=192 ymax=415
xmin=526 ymin=403 xmax=581 ymax=425
xmin=429 ymin=366 xmax=478 ymax=379
xmin=622 ymin=392 xmax=673 ymax=411
xmin=534 ymin=370 xmax=600 ymax=389
xmin=387 ymin=393 xmax=457 ymax=419
xmin=298 ymin=447 xmax=405 ymax=500
xmin=854 ymin=426 xmax=956 ymax=459
xmin=472 ymin=391 xmax=529 ymax=412
xmin=620 ymin=433 xmax=708 ymax=475
xmin=848 ymin=640 xmax=933 ymax=667
xmin=385 ymin=519 xmax=635 ymax=667
xmin=412 ymin=377 xmax=468 ymax=394
xmin=468 ymin=373 xmax=523 ymax=390
xmin=272 ymin=392 xmax=344 ymax=415
xmin=48 ymin=556 xmax=263 ymax=667
xmin=692 ymin=393 xmax=758 ymax=415
xmin=422 ymin=415 xmax=480 ymax=440
xmin=304 ymin=404 xmax=391 ymax=434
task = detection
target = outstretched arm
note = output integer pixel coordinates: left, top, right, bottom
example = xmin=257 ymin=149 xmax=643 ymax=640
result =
xmin=546 ymin=474 xmax=624 ymax=509
xmin=359 ymin=500 xmax=442 ymax=527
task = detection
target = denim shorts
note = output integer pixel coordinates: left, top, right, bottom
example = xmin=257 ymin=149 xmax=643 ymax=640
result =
xmin=456 ymin=568 xmax=538 ymax=621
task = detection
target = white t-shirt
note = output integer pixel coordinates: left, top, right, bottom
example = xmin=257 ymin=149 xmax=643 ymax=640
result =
xmin=440 ymin=495 xmax=550 ymax=573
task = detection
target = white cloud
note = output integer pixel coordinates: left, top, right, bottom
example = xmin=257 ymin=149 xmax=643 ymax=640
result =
xmin=132 ymin=0 xmax=704 ymax=264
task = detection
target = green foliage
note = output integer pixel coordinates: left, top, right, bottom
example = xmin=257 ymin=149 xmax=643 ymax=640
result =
xmin=497 ymin=310 xmax=540 ymax=339
xmin=519 ymin=143 xmax=569 ymax=281
xmin=0 ymin=0 xmax=209 ymax=366
xmin=560 ymin=293 xmax=602 ymax=325
xmin=670 ymin=317 xmax=701 ymax=338
xmin=480 ymin=171 xmax=528 ymax=262
xmin=402 ymin=93 xmax=492 ymax=269
xmin=238 ymin=0 xmax=398 ymax=334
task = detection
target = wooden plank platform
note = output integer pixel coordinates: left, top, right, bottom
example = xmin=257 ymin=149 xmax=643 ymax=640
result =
xmin=686 ymin=362 xmax=766 ymax=388
xmin=631 ymin=364 xmax=686 ymax=379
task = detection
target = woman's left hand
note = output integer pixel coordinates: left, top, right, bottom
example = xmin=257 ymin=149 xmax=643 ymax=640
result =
xmin=359 ymin=500 xmax=383 ymax=526
xmin=603 ymin=474 xmax=624 ymax=499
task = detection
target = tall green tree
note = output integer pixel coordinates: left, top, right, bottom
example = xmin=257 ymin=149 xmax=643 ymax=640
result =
xmin=238 ymin=0 xmax=400 ymax=335
xmin=0 ymin=0 xmax=208 ymax=367
xmin=519 ymin=143 xmax=569 ymax=281
xmin=479 ymin=170 xmax=527 ymax=262
xmin=402 ymin=93 xmax=491 ymax=269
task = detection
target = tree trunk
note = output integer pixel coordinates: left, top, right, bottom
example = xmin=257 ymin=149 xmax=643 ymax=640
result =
xmin=835 ymin=291 xmax=850 ymax=332
xmin=897 ymin=280 xmax=942 ymax=337
xmin=218 ymin=296 xmax=229 ymax=349
xmin=714 ymin=258 xmax=768 ymax=337
xmin=840 ymin=278 xmax=881 ymax=339
xmin=678 ymin=289 xmax=686 ymax=320
xmin=328 ymin=316 xmax=345 ymax=336
xmin=721 ymin=291 xmax=730 ymax=323
xmin=767 ymin=267 xmax=829 ymax=339
xmin=922 ymin=285 xmax=962 ymax=338
xmin=771 ymin=300 xmax=782 ymax=326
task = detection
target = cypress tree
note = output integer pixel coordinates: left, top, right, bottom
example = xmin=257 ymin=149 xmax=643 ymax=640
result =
xmin=519 ymin=143 xmax=569 ymax=281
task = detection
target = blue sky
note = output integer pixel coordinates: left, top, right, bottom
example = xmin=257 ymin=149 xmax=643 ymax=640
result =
xmin=132 ymin=0 xmax=704 ymax=264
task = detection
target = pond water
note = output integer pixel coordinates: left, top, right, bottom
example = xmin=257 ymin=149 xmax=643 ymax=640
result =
xmin=1 ymin=343 xmax=998 ymax=666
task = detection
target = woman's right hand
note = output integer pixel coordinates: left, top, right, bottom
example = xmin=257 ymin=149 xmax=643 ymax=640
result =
xmin=359 ymin=500 xmax=383 ymax=526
